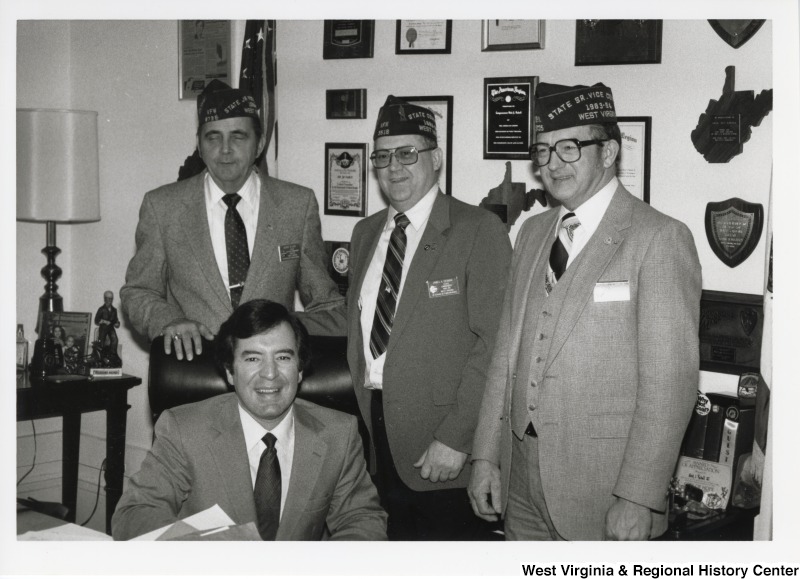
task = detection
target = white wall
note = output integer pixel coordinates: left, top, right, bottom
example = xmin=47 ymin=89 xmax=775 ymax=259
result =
xmin=15 ymin=19 xmax=773 ymax=532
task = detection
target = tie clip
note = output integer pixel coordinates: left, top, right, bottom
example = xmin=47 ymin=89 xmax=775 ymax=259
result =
xmin=229 ymin=282 xmax=245 ymax=290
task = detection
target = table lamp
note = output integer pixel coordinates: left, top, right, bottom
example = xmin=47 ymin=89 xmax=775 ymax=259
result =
xmin=17 ymin=108 xmax=100 ymax=334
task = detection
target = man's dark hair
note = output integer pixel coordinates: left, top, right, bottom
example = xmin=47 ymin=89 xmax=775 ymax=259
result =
xmin=215 ymin=299 xmax=309 ymax=374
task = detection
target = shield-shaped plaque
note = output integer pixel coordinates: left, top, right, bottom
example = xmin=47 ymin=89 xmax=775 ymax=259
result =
xmin=705 ymin=198 xmax=764 ymax=268
xmin=708 ymin=20 xmax=766 ymax=49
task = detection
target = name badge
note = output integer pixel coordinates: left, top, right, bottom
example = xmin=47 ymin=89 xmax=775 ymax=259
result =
xmin=427 ymin=277 xmax=460 ymax=298
xmin=593 ymin=281 xmax=630 ymax=302
xmin=279 ymin=243 xmax=301 ymax=262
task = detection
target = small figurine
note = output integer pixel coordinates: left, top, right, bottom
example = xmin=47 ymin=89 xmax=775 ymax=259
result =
xmin=95 ymin=290 xmax=121 ymax=362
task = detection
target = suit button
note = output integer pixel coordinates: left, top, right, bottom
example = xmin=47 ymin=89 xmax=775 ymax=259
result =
xmin=542 ymin=311 xmax=549 ymax=317
xmin=535 ymin=356 xmax=543 ymax=363
xmin=530 ymin=381 xmax=537 ymax=388
xmin=528 ymin=404 xmax=536 ymax=411
xmin=538 ymin=333 xmax=546 ymax=340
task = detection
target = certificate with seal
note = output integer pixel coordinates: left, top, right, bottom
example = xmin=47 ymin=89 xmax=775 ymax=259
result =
xmin=324 ymin=143 xmax=367 ymax=217
xmin=396 ymin=20 xmax=452 ymax=54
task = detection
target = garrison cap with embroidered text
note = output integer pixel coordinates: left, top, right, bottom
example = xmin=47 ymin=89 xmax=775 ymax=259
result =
xmin=374 ymin=95 xmax=437 ymax=143
xmin=197 ymin=79 xmax=260 ymax=127
xmin=533 ymin=82 xmax=617 ymax=134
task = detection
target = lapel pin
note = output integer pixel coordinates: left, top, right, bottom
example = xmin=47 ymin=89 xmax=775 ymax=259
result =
xmin=424 ymin=243 xmax=437 ymax=251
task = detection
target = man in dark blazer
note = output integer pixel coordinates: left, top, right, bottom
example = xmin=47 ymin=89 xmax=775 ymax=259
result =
xmin=112 ymin=300 xmax=386 ymax=541
xmin=121 ymin=81 xmax=344 ymax=361
xmin=469 ymin=82 xmax=702 ymax=540
xmin=347 ymin=96 xmax=512 ymax=540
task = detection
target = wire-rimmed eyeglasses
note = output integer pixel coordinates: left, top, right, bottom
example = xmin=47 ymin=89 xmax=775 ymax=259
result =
xmin=529 ymin=139 xmax=607 ymax=167
xmin=370 ymin=146 xmax=436 ymax=169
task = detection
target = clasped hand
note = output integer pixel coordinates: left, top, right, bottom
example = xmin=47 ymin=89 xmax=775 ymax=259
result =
xmin=413 ymin=440 xmax=467 ymax=483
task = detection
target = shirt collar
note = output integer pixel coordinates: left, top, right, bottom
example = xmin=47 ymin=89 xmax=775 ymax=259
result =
xmin=386 ymin=183 xmax=439 ymax=232
xmin=205 ymin=170 xmax=259 ymax=208
xmin=238 ymin=402 xmax=294 ymax=452
xmin=559 ymin=176 xmax=619 ymax=234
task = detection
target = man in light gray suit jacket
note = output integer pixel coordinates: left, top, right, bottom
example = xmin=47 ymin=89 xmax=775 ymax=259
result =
xmin=112 ymin=300 xmax=386 ymax=541
xmin=121 ymin=81 xmax=344 ymax=361
xmin=469 ymin=82 xmax=702 ymax=540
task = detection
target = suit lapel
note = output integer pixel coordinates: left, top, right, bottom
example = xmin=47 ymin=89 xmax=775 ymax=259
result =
xmin=241 ymin=173 xmax=280 ymax=304
xmin=389 ymin=192 xmax=449 ymax=348
xmin=277 ymin=403 xmax=327 ymax=540
xmin=208 ymin=394 xmax=258 ymax=525
xmin=180 ymin=174 xmax=231 ymax=312
xmin=546 ymin=186 xmax=633 ymax=367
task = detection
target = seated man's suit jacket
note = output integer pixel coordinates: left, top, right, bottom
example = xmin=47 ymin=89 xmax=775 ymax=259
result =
xmin=120 ymin=170 xmax=345 ymax=339
xmin=347 ymin=192 xmax=512 ymax=492
xmin=112 ymin=393 xmax=387 ymax=540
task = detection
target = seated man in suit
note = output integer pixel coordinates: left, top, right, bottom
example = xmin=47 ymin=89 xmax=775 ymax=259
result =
xmin=112 ymin=300 xmax=387 ymax=541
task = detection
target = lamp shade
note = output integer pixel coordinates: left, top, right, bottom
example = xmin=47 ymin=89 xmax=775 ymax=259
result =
xmin=17 ymin=108 xmax=100 ymax=223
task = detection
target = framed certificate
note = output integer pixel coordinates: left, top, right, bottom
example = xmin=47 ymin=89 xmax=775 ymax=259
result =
xmin=323 ymin=20 xmax=375 ymax=59
xmin=325 ymin=143 xmax=368 ymax=217
xmin=396 ymin=20 xmax=452 ymax=54
xmin=616 ymin=117 xmax=652 ymax=204
xmin=397 ymin=95 xmax=453 ymax=196
xmin=178 ymin=20 xmax=232 ymax=100
xmin=483 ymin=76 xmax=538 ymax=160
xmin=575 ymin=20 xmax=662 ymax=66
xmin=482 ymin=20 xmax=545 ymax=51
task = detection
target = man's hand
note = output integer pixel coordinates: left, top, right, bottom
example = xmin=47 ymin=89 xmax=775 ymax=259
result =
xmin=604 ymin=497 xmax=653 ymax=540
xmin=413 ymin=440 xmax=467 ymax=483
xmin=467 ymin=459 xmax=502 ymax=522
xmin=161 ymin=319 xmax=215 ymax=361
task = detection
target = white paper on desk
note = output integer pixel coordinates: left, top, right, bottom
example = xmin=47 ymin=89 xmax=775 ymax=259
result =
xmin=132 ymin=504 xmax=235 ymax=541
xmin=18 ymin=522 xmax=112 ymax=541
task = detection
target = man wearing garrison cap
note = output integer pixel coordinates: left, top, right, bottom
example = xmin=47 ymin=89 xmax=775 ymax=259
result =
xmin=469 ymin=82 xmax=702 ymax=540
xmin=122 ymin=80 xmax=345 ymax=360
xmin=346 ymin=95 xmax=512 ymax=540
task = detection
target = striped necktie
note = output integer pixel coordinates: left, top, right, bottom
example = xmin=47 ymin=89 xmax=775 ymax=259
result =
xmin=369 ymin=213 xmax=411 ymax=359
xmin=545 ymin=212 xmax=580 ymax=294
xmin=254 ymin=432 xmax=281 ymax=540
xmin=222 ymin=193 xmax=250 ymax=309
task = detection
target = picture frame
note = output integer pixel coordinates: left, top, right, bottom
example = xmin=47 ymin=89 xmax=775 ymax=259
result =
xmin=481 ymin=20 xmax=545 ymax=51
xmin=397 ymin=95 xmax=453 ymax=196
xmin=43 ymin=311 xmax=93 ymax=369
xmin=699 ymin=290 xmax=763 ymax=375
xmin=326 ymin=89 xmax=367 ymax=120
xmin=323 ymin=20 xmax=375 ymax=60
xmin=16 ymin=340 xmax=28 ymax=373
xmin=483 ymin=76 xmax=538 ymax=160
xmin=324 ymin=143 xmax=368 ymax=217
xmin=178 ymin=20 xmax=233 ymax=100
xmin=575 ymin=20 xmax=663 ymax=66
xmin=396 ymin=20 xmax=452 ymax=55
xmin=616 ymin=116 xmax=652 ymax=204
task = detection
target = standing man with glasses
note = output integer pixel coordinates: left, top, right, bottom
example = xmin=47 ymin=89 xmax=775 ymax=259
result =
xmin=347 ymin=95 xmax=512 ymax=540
xmin=468 ymin=82 xmax=702 ymax=540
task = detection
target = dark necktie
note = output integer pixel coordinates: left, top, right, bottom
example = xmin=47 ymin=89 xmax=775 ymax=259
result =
xmin=545 ymin=212 xmax=581 ymax=294
xmin=369 ymin=213 xmax=411 ymax=359
xmin=222 ymin=193 xmax=250 ymax=309
xmin=254 ymin=432 xmax=281 ymax=541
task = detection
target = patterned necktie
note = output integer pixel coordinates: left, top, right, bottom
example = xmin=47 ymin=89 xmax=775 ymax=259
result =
xmin=546 ymin=212 xmax=581 ymax=294
xmin=369 ymin=213 xmax=411 ymax=359
xmin=222 ymin=193 xmax=250 ymax=309
xmin=254 ymin=432 xmax=281 ymax=541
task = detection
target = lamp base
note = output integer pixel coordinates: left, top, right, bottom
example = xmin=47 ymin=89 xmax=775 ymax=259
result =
xmin=35 ymin=221 xmax=65 ymax=335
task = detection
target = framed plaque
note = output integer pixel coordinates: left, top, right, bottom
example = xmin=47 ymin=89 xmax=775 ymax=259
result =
xmin=325 ymin=143 xmax=367 ymax=217
xmin=699 ymin=290 xmax=763 ymax=375
xmin=178 ymin=20 xmax=232 ymax=100
xmin=324 ymin=241 xmax=350 ymax=297
xmin=483 ymin=76 xmax=537 ymax=160
xmin=482 ymin=20 xmax=545 ymax=51
xmin=323 ymin=21 xmax=375 ymax=60
xmin=326 ymin=89 xmax=367 ymax=119
xmin=616 ymin=117 xmax=651 ymax=204
xmin=396 ymin=20 xmax=452 ymax=54
xmin=398 ymin=95 xmax=453 ymax=196
xmin=575 ymin=20 xmax=662 ymax=66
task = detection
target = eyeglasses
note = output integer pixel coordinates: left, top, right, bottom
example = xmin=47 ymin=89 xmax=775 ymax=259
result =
xmin=370 ymin=146 xmax=436 ymax=169
xmin=529 ymin=139 xmax=608 ymax=167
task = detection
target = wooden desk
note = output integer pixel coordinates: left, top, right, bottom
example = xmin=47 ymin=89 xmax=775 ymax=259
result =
xmin=17 ymin=373 xmax=142 ymax=535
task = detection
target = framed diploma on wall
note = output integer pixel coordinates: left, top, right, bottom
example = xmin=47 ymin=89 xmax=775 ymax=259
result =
xmin=396 ymin=20 xmax=452 ymax=54
xmin=324 ymin=143 xmax=368 ymax=217
xmin=616 ymin=117 xmax=652 ymax=204
xmin=481 ymin=20 xmax=545 ymax=51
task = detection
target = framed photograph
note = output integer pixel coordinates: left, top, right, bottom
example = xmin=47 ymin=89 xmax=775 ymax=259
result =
xmin=699 ymin=291 xmax=763 ymax=375
xmin=178 ymin=20 xmax=232 ymax=100
xmin=483 ymin=76 xmax=538 ymax=160
xmin=323 ymin=20 xmax=375 ymax=60
xmin=325 ymin=143 xmax=368 ymax=217
xmin=616 ymin=116 xmax=652 ymax=204
xmin=396 ymin=20 xmax=452 ymax=54
xmin=575 ymin=20 xmax=663 ymax=66
xmin=398 ymin=95 xmax=453 ymax=196
xmin=43 ymin=311 xmax=93 ymax=367
xmin=326 ymin=89 xmax=367 ymax=120
xmin=17 ymin=340 xmax=28 ymax=373
xmin=482 ymin=20 xmax=545 ymax=51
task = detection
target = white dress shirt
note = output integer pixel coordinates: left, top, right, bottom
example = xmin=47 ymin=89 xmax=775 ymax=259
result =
xmin=238 ymin=404 xmax=295 ymax=519
xmin=359 ymin=184 xmax=439 ymax=389
xmin=559 ymin=176 xmax=618 ymax=268
xmin=205 ymin=170 xmax=260 ymax=295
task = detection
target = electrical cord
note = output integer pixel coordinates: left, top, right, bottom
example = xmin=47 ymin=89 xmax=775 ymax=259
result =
xmin=79 ymin=459 xmax=107 ymax=527
xmin=16 ymin=419 xmax=37 ymax=486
